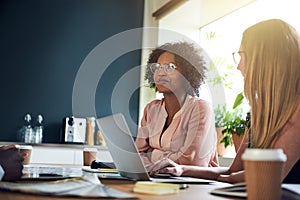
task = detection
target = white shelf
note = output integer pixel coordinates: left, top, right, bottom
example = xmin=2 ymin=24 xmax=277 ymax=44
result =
xmin=30 ymin=145 xmax=113 ymax=165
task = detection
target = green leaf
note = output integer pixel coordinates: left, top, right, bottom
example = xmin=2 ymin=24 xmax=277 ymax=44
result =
xmin=232 ymin=92 xmax=244 ymax=109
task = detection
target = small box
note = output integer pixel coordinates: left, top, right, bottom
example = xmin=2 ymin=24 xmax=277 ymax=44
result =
xmin=61 ymin=117 xmax=86 ymax=144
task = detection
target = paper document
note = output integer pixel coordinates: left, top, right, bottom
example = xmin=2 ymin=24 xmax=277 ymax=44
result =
xmin=0 ymin=175 xmax=135 ymax=198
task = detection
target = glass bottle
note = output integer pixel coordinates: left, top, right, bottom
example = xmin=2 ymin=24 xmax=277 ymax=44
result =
xmin=24 ymin=113 xmax=33 ymax=143
xmin=33 ymin=114 xmax=43 ymax=143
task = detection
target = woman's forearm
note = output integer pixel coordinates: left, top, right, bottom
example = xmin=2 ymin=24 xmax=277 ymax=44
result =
xmin=182 ymin=166 xmax=230 ymax=180
xmin=217 ymin=170 xmax=245 ymax=183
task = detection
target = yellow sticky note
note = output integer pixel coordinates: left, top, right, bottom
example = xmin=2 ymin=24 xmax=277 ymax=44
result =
xmin=133 ymin=181 xmax=179 ymax=195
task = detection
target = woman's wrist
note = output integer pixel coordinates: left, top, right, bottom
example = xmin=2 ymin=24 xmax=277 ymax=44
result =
xmin=181 ymin=165 xmax=194 ymax=177
xmin=180 ymin=165 xmax=187 ymax=176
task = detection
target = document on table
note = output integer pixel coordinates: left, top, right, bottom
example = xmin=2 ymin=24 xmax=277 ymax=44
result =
xmin=0 ymin=174 xmax=135 ymax=199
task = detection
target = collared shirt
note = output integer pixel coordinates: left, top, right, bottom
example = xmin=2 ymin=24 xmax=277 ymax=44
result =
xmin=136 ymin=95 xmax=219 ymax=167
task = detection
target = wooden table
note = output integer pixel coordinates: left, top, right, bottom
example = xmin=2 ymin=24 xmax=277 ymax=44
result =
xmin=0 ymin=178 xmax=238 ymax=200
xmin=101 ymin=179 xmax=237 ymax=200
xmin=1 ymin=164 xmax=297 ymax=200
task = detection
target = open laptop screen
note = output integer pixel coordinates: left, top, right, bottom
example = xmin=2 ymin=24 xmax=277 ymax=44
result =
xmin=96 ymin=113 xmax=214 ymax=184
xmin=96 ymin=113 xmax=150 ymax=180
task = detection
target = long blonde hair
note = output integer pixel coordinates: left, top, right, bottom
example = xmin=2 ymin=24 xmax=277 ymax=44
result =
xmin=242 ymin=19 xmax=300 ymax=148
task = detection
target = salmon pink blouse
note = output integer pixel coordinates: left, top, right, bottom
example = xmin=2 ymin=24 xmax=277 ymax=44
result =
xmin=136 ymin=95 xmax=219 ymax=167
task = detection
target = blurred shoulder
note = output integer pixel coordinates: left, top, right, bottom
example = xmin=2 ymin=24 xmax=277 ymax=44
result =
xmin=144 ymin=99 xmax=164 ymax=108
xmin=186 ymin=95 xmax=213 ymax=110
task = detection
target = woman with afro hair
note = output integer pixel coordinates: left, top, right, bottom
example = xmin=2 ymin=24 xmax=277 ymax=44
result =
xmin=136 ymin=41 xmax=218 ymax=171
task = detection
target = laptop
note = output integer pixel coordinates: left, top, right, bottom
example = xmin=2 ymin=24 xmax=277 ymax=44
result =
xmin=96 ymin=113 xmax=213 ymax=184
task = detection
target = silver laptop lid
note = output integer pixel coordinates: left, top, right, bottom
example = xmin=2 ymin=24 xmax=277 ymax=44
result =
xmin=96 ymin=113 xmax=150 ymax=181
xmin=96 ymin=113 xmax=214 ymax=183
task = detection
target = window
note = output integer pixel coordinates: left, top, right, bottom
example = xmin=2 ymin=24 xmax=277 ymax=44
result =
xmin=140 ymin=0 xmax=300 ymax=157
xmin=143 ymin=0 xmax=300 ymax=112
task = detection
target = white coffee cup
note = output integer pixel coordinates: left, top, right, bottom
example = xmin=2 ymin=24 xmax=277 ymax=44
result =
xmin=83 ymin=147 xmax=98 ymax=166
xmin=19 ymin=145 xmax=33 ymax=165
xmin=242 ymin=148 xmax=287 ymax=200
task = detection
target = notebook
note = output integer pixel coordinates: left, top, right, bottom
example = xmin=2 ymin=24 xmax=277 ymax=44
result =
xmin=96 ymin=113 xmax=213 ymax=184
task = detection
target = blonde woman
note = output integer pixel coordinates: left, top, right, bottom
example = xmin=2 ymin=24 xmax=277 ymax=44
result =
xmin=159 ymin=19 xmax=300 ymax=184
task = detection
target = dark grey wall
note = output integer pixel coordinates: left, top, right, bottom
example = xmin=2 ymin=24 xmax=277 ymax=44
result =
xmin=0 ymin=0 xmax=144 ymax=143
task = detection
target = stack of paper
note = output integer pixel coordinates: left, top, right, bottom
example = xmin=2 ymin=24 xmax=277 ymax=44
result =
xmin=0 ymin=176 xmax=135 ymax=198
xmin=133 ymin=181 xmax=179 ymax=195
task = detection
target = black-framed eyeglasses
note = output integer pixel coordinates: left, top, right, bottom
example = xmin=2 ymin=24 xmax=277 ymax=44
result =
xmin=149 ymin=63 xmax=177 ymax=74
xmin=232 ymin=51 xmax=245 ymax=64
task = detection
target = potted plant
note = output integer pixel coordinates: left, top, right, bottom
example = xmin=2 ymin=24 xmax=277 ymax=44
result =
xmin=214 ymin=104 xmax=229 ymax=156
xmin=214 ymin=92 xmax=245 ymax=155
xmin=202 ymin=32 xmax=247 ymax=154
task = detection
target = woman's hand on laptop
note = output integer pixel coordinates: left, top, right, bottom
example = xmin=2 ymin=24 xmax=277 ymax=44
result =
xmin=146 ymin=158 xmax=182 ymax=176
xmin=145 ymin=158 xmax=170 ymax=173
xmin=160 ymin=160 xmax=184 ymax=176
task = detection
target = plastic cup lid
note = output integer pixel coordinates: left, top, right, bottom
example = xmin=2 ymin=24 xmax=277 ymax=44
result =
xmin=83 ymin=147 xmax=98 ymax=152
xmin=19 ymin=145 xmax=33 ymax=149
xmin=242 ymin=148 xmax=287 ymax=161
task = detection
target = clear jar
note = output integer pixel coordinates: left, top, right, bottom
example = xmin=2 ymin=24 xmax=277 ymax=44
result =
xmin=86 ymin=117 xmax=95 ymax=145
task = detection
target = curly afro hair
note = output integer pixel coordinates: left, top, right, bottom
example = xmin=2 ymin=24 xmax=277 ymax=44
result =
xmin=145 ymin=41 xmax=206 ymax=97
